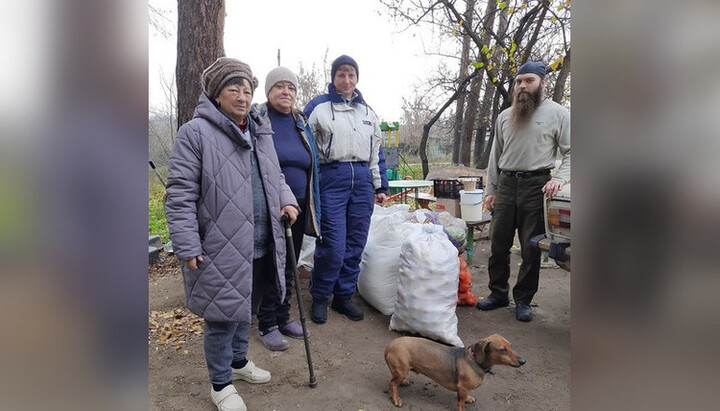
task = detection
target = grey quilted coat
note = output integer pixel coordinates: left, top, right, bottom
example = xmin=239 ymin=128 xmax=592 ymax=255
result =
xmin=165 ymin=93 xmax=298 ymax=323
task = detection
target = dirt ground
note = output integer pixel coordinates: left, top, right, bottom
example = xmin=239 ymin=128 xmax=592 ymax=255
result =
xmin=149 ymin=236 xmax=570 ymax=411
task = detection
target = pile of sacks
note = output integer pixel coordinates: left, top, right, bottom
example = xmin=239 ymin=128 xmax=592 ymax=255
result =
xmin=357 ymin=205 xmax=474 ymax=347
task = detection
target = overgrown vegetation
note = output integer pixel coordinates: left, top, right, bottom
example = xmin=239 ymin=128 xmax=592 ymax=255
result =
xmin=149 ymin=174 xmax=169 ymax=241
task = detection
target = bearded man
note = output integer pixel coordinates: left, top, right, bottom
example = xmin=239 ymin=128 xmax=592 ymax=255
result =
xmin=476 ymin=61 xmax=571 ymax=322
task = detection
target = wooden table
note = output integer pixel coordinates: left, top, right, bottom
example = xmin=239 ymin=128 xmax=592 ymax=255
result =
xmin=387 ymin=180 xmax=433 ymax=208
xmin=463 ymin=212 xmax=492 ymax=264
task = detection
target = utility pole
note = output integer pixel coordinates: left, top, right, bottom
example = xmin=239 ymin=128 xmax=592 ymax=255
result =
xmin=277 ymin=49 xmax=281 ymax=66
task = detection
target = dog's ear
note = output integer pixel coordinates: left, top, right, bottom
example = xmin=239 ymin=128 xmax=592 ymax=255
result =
xmin=473 ymin=338 xmax=491 ymax=364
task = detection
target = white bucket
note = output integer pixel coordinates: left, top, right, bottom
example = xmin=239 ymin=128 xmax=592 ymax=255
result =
xmin=459 ymin=189 xmax=483 ymax=205
xmin=460 ymin=203 xmax=483 ymax=221
xmin=459 ymin=189 xmax=484 ymax=221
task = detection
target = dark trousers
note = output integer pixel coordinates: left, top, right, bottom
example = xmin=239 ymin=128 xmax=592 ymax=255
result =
xmin=487 ymin=173 xmax=550 ymax=305
xmin=256 ymin=198 xmax=306 ymax=333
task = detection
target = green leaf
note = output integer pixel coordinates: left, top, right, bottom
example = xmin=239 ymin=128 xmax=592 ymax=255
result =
xmin=498 ymin=2 xmax=507 ymax=10
xmin=471 ymin=61 xmax=484 ymax=69
xmin=549 ymin=56 xmax=565 ymax=71
xmin=481 ymin=45 xmax=489 ymax=55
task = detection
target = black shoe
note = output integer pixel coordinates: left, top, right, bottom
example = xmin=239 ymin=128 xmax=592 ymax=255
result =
xmin=330 ymin=298 xmax=364 ymax=321
xmin=310 ymin=300 xmax=328 ymax=324
xmin=476 ymin=296 xmax=510 ymax=311
xmin=515 ymin=304 xmax=533 ymax=322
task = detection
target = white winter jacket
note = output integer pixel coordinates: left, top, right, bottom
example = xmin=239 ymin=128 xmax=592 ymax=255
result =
xmin=303 ymin=84 xmax=383 ymax=191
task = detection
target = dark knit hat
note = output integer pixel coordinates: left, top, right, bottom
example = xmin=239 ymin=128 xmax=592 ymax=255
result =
xmin=517 ymin=61 xmax=546 ymax=78
xmin=264 ymin=66 xmax=299 ymax=98
xmin=201 ymin=57 xmax=258 ymax=98
xmin=331 ymin=55 xmax=359 ymax=81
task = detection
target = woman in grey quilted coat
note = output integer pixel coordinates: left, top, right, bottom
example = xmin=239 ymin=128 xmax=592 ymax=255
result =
xmin=165 ymin=57 xmax=299 ymax=411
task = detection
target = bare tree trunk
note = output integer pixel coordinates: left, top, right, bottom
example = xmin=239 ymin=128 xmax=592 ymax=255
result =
xmin=459 ymin=73 xmax=482 ymax=165
xmin=473 ymin=79 xmax=493 ymax=168
xmin=176 ymin=0 xmax=226 ymax=129
xmin=520 ymin=2 xmax=549 ymax=64
xmin=478 ymin=84 xmax=504 ymax=173
xmin=452 ymin=0 xmax=475 ymax=164
xmin=460 ymin=0 xmax=501 ymax=167
xmin=474 ymin=3 xmax=508 ymax=168
xmin=552 ymin=48 xmax=571 ymax=104
xmin=420 ymin=69 xmax=480 ymax=177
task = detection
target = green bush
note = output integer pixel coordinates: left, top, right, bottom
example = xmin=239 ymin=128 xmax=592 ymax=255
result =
xmin=149 ymin=178 xmax=168 ymax=241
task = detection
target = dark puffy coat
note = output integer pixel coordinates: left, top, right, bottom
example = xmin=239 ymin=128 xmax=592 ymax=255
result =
xmin=165 ymin=93 xmax=297 ymax=323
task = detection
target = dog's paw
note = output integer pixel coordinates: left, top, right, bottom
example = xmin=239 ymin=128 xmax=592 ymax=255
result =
xmin=392 ymin=398 xmax=403 ymax=407
xmin=465 ymin=395 xmax=476 ymax=404
xmin=400 ymin=379 xmax=410 ymax=387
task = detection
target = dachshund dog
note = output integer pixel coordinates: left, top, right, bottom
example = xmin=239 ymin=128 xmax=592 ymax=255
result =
xmin=384 ymin=334 xmax=525 ymax=411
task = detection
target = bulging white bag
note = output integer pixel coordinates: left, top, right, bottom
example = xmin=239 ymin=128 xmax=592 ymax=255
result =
xmin=297 ymin=234 xmax=316 ymax=270
xmin=389 ymin=223 xmax=462 ymax=346
xmin=358 ymin=204 xmax=412 ymax=315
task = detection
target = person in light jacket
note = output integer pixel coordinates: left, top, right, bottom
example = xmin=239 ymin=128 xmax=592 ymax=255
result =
xmin=476 ymin=61 xmax=570 ymax=323
xmin=303 ymin=55 xmax=387 ymax=324
xmin=165 ymin=57 xmax=299 ymax=411
xmin=252 ymin=66 xmax=321 ymax=351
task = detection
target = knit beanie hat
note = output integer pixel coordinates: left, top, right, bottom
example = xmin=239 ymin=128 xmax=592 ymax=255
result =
xmin=264 ymin=66 xmax=299 ymax=98
xmin=516 ymin=61 xmax=546 ymax=78
xmin=331 ymin=55 xmax=359 ymax=81
xmin=201 ymin=57 xmax=258 ymax=98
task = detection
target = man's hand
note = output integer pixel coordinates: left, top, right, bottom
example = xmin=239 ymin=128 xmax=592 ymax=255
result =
xmin=375 ymin=192 xmax=388 ymax=205
xmin=484 ymin=195 xmax=496 ymax=212
xmin=281 ymin=205 xmax=299 ymax=225
xmin=542 ymin=179 xmax=565 ymax=199
xmin=185 ymin=255 xmax=203 ymax=270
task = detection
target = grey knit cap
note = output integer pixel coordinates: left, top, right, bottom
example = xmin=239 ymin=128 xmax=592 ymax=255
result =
xmin=264 ymin=66 xmax=299 ymax=98
xmin=201 ymin=57 xmax=258 ymax=98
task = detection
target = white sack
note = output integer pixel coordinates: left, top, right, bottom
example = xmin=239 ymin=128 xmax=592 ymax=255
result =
xmin=389 ymin=223 xmax=462 ymax=346
xmin=358 ymin=204 xmax=413 ymax=315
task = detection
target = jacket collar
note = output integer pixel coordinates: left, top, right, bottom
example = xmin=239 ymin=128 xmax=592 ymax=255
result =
xmin=328 ymin=83 xmax=366 ymax=105
xmin=194 ymin=93 xmax=272 ymax=148
xmin=255 ymin=102 xmax=309 ymax=130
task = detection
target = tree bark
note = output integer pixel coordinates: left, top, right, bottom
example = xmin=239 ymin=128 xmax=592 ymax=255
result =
xmin=520 ymin=2 xmax=549 ymax=64
xmin=451 ymin=0 xmax=475 ymax=164
xmin=459 ymin=73 xmax=482 ymax=166
xmin=420 ymin=69 xmax=480 ymax=178
xmin=474 ymin=3 xmax=508 ymax=169
xmin=176 ymin=0 xmax=226 ymax=130
xmin=460 ymin=0 xmax=500 ymax=167
xmin=552 ymin=48 xmax=571 ymax=104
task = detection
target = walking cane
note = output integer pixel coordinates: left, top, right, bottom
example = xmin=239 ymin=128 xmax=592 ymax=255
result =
xmin=281 ymin=215 xmax=318 ymax=388
xmin=148 ymin=160 xmax=166 ymax=187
